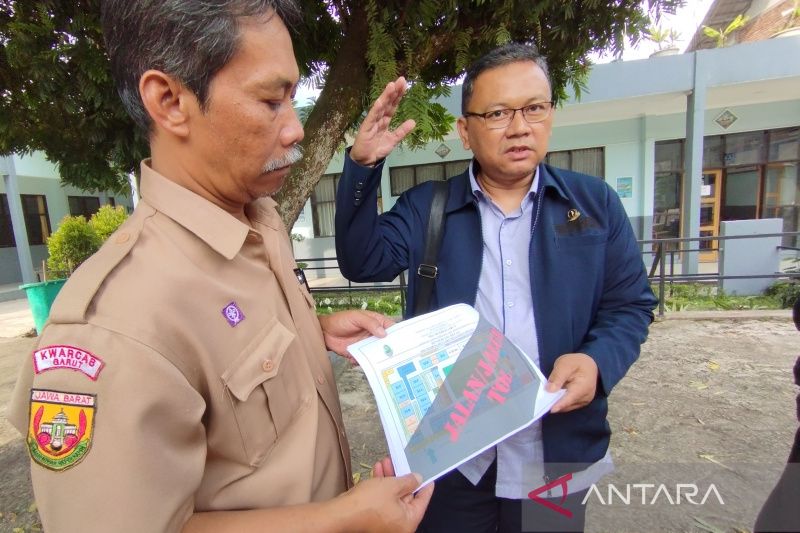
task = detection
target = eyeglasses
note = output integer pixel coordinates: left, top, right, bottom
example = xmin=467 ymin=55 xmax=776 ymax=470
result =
xmin=464 ymin=102 xmax=554 ymax=129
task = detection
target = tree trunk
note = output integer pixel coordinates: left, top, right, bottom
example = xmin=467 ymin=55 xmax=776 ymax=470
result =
xmin=275 ymin=6 xmax=371 ymax=230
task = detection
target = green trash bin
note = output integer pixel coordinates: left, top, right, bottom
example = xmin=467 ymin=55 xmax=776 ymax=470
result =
xmin=19 ymin=279 xmax=67 ymax=335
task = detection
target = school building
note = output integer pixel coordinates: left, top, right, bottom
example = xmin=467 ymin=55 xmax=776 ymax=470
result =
xmin=292 ymin=33 xmax=800 ymax=278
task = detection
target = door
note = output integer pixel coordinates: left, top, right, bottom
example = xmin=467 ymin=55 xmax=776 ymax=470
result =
xmin=699 ymin=170 xmax=722 ymax=262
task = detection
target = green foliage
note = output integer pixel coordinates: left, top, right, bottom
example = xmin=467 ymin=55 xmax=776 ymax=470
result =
xmin=46 ymin=216 xmax=101 ymax=278
xmin=765 ymin=281 xmax=800 ymax=308
xmin=0 ymin=1 xmax=147 ymax=193
xmin=654 ymin=282 xmax=783 ymax=312
xmin=702 ymin=14 xmax=749 ymax=47
xmin=645 ymin=25 xmax=680 ymax=49
xmin=45 ymin=205 xmax=128 ymax=277
xmin=787 ymin=0 xmax=800 ymax=28
xmin=313 ymin=291 xmax=403 ymax=317
xmin=89 ymin=205 xmax=128 ymax=241
xmin=2 ymin=0 xmax=684 ymax=225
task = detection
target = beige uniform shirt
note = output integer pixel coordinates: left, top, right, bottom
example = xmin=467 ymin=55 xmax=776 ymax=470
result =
xmin=7 ymin=162 xmax=351 ymax=532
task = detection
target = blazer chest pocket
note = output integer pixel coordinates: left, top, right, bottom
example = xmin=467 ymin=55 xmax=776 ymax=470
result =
xmin=556 ymin=232 xmax=607 ymax=248
xmin=221 ymin=317 xmax=302 ymax=467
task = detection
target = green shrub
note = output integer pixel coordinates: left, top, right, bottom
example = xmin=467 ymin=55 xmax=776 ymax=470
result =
xmin=46 ymin=216 xmax=102 ymax=278
xmin=765 ymin=281 xmax=800 ymax=308
xmin=45 ymin=206 xmax=129 ymax=278
xmin=90 ymin=205 xmax=128 ymax=241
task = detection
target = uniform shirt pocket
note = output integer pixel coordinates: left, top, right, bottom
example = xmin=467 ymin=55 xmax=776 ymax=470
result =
xmin=221 ymin=316 xmax=301 ymax=467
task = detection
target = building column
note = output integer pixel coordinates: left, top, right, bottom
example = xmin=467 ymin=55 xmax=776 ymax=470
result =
xmin=681 ymin=51 xmax=706 ymax=276
xmin=1 ymin=155 xmax=36 ymax=284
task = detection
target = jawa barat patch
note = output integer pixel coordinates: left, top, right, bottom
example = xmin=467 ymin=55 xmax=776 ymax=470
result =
xmin=27 ymin=389 xmax=96 ymax=471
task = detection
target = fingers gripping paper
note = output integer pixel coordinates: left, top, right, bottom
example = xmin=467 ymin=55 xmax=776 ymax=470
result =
xmin=347 ymin=304 xmax=564 ymax=487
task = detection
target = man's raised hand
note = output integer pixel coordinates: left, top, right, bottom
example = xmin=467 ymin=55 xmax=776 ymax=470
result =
xmin=350 ymin=77 xmax=416 ymax=167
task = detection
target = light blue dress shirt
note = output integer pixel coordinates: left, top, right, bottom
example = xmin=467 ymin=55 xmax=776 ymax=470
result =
xmin=458 ymin=161 xmax=612 ymax=499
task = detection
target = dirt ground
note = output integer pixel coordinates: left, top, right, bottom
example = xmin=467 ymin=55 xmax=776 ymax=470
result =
xmin=1 ymin=314 xmax=797 ymax=532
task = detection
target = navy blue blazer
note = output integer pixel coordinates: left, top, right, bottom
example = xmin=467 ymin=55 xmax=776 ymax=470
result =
xmin=335 ymin=154 xmax=658 ymax=478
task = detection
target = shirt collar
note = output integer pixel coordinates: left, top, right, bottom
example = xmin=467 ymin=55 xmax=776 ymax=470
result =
xmin=468 ymin=159 xmax=540 ymax=201
xmin=139 ymin=160 xmax=252 ymax=260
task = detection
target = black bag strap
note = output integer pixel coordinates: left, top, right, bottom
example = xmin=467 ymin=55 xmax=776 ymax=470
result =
xmin=414 ymin=180 xmax=449 ymax=316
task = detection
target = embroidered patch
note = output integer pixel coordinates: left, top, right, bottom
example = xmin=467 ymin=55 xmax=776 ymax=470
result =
xmin=27 ymin=389 xmax=96 ymax=472
xmin=32 ymin=345 xmax=105 ymax=380
xmin=222 ymin=301 xmax=245 ymax=327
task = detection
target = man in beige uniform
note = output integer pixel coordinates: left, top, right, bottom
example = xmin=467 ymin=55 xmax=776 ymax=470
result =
xmin=7 ymin=0 xmax=432 ymax=531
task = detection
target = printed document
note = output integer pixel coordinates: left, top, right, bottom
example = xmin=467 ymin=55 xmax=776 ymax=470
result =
xmin=347 ymin=303 xmax=565 ymax=487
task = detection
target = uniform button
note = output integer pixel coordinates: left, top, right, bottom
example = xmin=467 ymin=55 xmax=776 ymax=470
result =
xmin=355 ymin=181 xmax=365 ymax=190
xmin=354 ymin=190 xmax=363 ymax=199
xmin=115 ymin=232 xmax=130 ymax=244
xmin=354 ymin=199 xmax=362 ymax=206
xmin=262 ymin=360 xmax=274 ymax=372
xmin=505 ymin=259 xmax=512 ymax=266
xmin=507 ymin=301 xmax=514 ymax=308
xmin=316 ymin=375 xmax=325 ymax=385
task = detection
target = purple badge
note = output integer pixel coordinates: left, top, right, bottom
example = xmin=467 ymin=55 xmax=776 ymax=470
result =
xmin=222 ymin=302 xmax=245 ymax=327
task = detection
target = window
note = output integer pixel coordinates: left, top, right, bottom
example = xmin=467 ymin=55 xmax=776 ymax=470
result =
xmin=0 ymin=195 xmax=12 ymax=247
xmin=764 ymin=128 xmax=800 ymax=247
xmin=655 ymin=140 xmax=683 ymax=173
xmin=703 ymin=135 xmax=723 ymax=168
xmin=653 ymin=141 xmax=684 ymax=247
xmin=0 ymin=194 xmax=51 ymax=247
xmin=311 ymin=173 xmax=339 ymax=238
xmin=310 ymin=174 xmax=383 ymax=238
xmin=389 ymin=160 xmax=470 ymax=196
xmin=21 ymin=195 xmax=51 ymax=245
xmin=68 ymin=196 xmax=101 ymax=218
xmin=724 ymin=131 xmax=765 ymax=166
xmin=545 ymin=147 xmax=604 ymax=178
xmin=768 ymin=127 xmax=800 ymax=162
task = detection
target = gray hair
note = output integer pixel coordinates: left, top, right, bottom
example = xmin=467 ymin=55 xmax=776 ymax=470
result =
xmin=101 ymin=0 xmax=301 ymax=132
xmin=461 ymin=43 xmax=552 ymax=115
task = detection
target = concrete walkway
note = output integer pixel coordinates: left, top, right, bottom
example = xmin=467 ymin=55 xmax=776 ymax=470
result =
xmin=0 ymin=298 xmax=34 ymax=339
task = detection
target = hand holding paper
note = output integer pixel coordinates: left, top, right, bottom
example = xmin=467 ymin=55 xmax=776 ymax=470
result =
xmin=547 ymin=352 xmax=599 ymax=413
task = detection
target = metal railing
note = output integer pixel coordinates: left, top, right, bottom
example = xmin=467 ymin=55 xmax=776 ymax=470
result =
xmin=641 ymin=231 xmax=800 ymax=317
xmin=296 ymin=256 xmax=408 ymax=311
xmin=297 ymin=231 xmax=800 ymax=317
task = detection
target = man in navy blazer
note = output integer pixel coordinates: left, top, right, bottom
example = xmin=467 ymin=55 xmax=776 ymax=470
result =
xmin=335 ymin=43 xmax=657 ymax=533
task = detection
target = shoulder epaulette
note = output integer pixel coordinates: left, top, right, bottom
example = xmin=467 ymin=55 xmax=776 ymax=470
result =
xmin=48 ymin=204 xmax=155 ymax=326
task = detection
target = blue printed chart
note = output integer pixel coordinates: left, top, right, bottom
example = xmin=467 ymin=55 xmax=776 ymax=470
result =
xmin=387 ymin=351 xmax=453 ymax=439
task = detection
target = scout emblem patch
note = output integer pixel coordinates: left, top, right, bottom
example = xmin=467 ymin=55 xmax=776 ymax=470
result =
xmin=222 ymin=301 xmax=245 ymax=327
xmin=27 ymin=389 xmax=96 ymax=471
xmin=33 ymin=345 xmax=105 ymax=380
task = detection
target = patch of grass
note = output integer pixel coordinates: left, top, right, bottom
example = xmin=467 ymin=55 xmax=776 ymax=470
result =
xmin=314 ymin=282 xmax=794 ymax=316
xmin=312 ymin=290 xmax=404 ymax=317
xmin=654 ymin=282 xmax=784 ymax=312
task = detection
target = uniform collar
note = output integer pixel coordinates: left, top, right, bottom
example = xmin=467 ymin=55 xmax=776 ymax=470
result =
xmin=139 ymin=160 xmax=251 ymax=260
